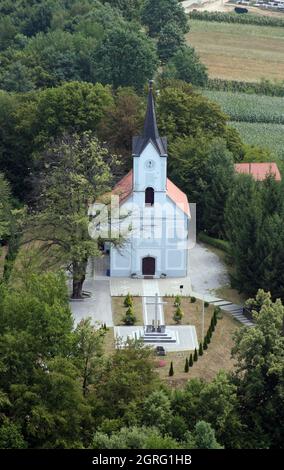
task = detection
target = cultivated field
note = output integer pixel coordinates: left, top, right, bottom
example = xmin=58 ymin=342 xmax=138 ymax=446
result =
xmin=187 ymin=20 xmax=284 ymax=81
xmin=203 ymin=90 xmax=284 ymax=123
xmin=231 ymin=121 xmax=284 ymax=162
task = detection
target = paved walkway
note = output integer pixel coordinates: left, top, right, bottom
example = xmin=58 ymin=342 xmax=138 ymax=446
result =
xmin=70 ymin=258 xmax=113 ymax=327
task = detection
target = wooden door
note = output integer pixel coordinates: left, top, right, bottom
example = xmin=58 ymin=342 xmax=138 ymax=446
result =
xmin=142 ymin=257 xmax=155 ymax=275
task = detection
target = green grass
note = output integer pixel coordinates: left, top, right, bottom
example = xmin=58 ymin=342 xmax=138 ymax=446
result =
xmin=203 ymin=89 xmax=284 ymax=124
xmin=231 ymin=121 xmax=284 ymax=163
xmin=188 ymin=20 xmax=284 ymax=82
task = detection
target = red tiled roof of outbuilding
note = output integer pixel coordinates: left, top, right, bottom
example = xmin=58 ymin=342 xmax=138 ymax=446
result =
xmin=234 ymin=162 xmax=281 ymax=181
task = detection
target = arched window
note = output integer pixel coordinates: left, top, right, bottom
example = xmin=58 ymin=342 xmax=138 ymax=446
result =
xmin=145 ymin=187 xmax=154 ymax=206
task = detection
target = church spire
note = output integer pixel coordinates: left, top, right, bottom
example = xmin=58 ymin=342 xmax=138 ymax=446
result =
xmin=142 ymin=80 xmax=160 ymax=141
xmin=132 ymin=80 xmax=167 ymax=157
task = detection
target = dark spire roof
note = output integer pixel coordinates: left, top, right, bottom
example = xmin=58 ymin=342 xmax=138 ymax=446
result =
xmin=132 ymin=80 xmax=167 ymax=157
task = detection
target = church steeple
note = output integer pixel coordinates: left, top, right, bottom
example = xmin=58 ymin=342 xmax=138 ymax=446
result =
xmin=132 ymin=80 xmax=167 ymax=157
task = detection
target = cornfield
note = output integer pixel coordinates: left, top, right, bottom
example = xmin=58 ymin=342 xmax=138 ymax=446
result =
xmin=204 ymin=90 xmax=284 ymax=124
xmin=231 ymin=121 xmax=284 ymax=161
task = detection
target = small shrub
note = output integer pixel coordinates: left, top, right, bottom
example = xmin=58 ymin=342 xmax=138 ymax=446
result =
xmin=203 ymin=339 xmax=208 ymax=350
xmin=193 ymin=348 xmax=198 ymax=362
xmin=122 ymin=306 xmax=136 ymax=325
xmin=124 ymin=292 xmax=133 ymax=308
xmin=189 ymin=353 xmax=193 ymax=367
xmin=173 ymin=306 xmax=184 ymax=324
xmin=204 ymin=301 xmax=209 ymax=308
xmin=169 ymin=361 xmax=174 ymax=376
xmin=174 ymin=294 xmax=181 ymax=307
xmin=184 ymin=357 xmax=189 ymax=373
xmin=199 ymin=342 xmax=203 ymax=356
xmin=190 ymin=296 xmax=196 ymax=303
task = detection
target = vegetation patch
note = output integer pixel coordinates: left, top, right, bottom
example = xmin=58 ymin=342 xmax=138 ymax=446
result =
xmin=188 ymin=20 xmax=284 ymax=82
xmin=231 ymin=121 xmax=284 ymax=163
xmin=203 ymin=90 xmax=284 ymax=124
xmin=112 ymin=296 xmax=144 ymax=325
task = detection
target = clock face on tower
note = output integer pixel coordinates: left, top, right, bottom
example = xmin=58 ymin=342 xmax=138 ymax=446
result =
xmin=145 ymin=159 xmax=155 ymax=170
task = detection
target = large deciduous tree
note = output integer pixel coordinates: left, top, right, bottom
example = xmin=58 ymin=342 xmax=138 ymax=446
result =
xmin=142 ymin=0 xmax=189 ymax=37
xmin=25 ymin=132 xmax=120 ymax=299
xmin=93 ymin=26 xmax=158 ymax=91
xmin=232 ymin=290 xmax=284 ymax=448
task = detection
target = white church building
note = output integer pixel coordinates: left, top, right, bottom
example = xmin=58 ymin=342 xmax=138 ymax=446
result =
xmin=109 ymin=81 xmax=190 ymax=278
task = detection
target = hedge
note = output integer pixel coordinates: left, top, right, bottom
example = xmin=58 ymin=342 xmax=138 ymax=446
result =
xmin=198 ymin=232 xmax=230 ymax=253
xmin=189 ymin=10 xmax=284 ymax=27
xmin=206 ymin=78 xmax=284 ymax=98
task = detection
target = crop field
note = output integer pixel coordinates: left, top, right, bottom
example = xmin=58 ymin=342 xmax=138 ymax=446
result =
xmin=187 ymin=20 xmax=284 ymax=81
xmin=231 ymin=121 xmax=284 ymax=162
xmin=203 ymin=90 xmax=284 ymax=123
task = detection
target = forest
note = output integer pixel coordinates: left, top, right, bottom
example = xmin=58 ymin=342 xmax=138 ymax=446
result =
xmin=0 ymin=0 xmax=283 ymax=449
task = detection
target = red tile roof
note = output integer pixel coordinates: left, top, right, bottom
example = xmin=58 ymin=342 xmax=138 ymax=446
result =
xmin=234 ymin=162 xmax=281 ymax=181
xmin=113 ymin=169 xmax=190 ymax=216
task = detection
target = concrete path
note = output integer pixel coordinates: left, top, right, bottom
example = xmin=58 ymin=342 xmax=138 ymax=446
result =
xmin=70 ymin=257 xmax=113 ymax=327
xmin=110 ymin=275 xmax=191 ymax=297
xmin=189 ymin=243 xmax=254 ymax=327
xmin=189 ymin=242 xmax=229 ymax=295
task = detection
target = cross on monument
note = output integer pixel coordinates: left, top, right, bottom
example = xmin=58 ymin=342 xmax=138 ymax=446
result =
xmin=146 ymin=293 xmax=167 ymax=331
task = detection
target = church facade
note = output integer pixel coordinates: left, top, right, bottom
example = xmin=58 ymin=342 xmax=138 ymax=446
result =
xmin=110 ymin=81 xmax=190 ymax=278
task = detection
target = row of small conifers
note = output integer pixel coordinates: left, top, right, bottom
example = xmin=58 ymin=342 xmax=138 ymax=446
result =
xmin=168 ymin=306 xmax=221 ymax=377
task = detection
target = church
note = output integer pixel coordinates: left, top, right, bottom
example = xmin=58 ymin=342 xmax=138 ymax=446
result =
xmin=110 ymin=81 xmax=190 ymax=278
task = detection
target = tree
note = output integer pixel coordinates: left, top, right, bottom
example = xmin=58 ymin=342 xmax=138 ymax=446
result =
xmin=174 ymin=295 xmax=181 ymax=307
xmin=97 ymin=87 xmax=144 ymax=167
xmin=173 ymin=305 xmax=183 ymax=324
xmin=185 ymin=421 xmax=223 ymax=449
xmin=225 ymin=173 xmax=284 ymax=298
xmin=231 ymin=291 xmax=284 ymax=448
xmin=169 ymin=361 xmax=174 ymax=376
xmin=25 ymin=132 xmax=120 ymax=299
xmin=163 ymin=46 xmax=208 ymax=86
xmin=169 ymin=136 xmax=234 ymax=233
xmin=184 ymin=357 xmax=189 ymax=373
xmin=198 ymin=342 xmax=203 ymax=356
xmin=123 ymin=307 xmax=136 ymax=325
xmin=189 ymin=354 xmax=193 ymax=367
xmin=101 ymin=0 xmax=145 ymax=21
xmin=92 ymin=425 xmax=180 ymax=449
xmin=94 ymin=26 xmax=158 ymax=91
xmin=124 ymin=293 xmax=133 ymax=308
xmin=142 ymin=0 xmax=189 ymax=37
xmin=142 ymin=390 xmax=173 ymax=432
xmin=193 ymin=348 xmax=198 ymax=362
xmin=94 ymin=340 xmax=157 ymax=422
xmin=157 ymin=22 xmax=185 ymax=62
xmin=72 ymin=318 xmax=106 ymax=397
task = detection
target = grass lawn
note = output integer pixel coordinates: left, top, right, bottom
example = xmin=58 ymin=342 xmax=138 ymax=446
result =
xmin=164 ymin=297 xmax=215 ymax=342
xmin=112 ymin=296 xmax=144 ymax=325
xmin=187 ymin=20 xmax=284 ymax=81
xmin=156 ymin=310 xmax=240 ymax=387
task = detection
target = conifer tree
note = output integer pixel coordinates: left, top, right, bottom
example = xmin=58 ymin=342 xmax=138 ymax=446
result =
xmin=169 ymin=361 xmax=174 ymax=376
xmin=189 ymin=353 xmax=193 ymax=367
xmin=193 ymin=348 xmax=198 ymax=362
xmin=184 ymin=357 xmax=189 ymax=373
xmin=199 ymin=342 xmax=203 ymax=356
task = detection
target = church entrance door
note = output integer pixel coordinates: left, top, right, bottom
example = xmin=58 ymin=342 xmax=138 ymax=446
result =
xmin=142 ymin=257 xmax=155 ymax=276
